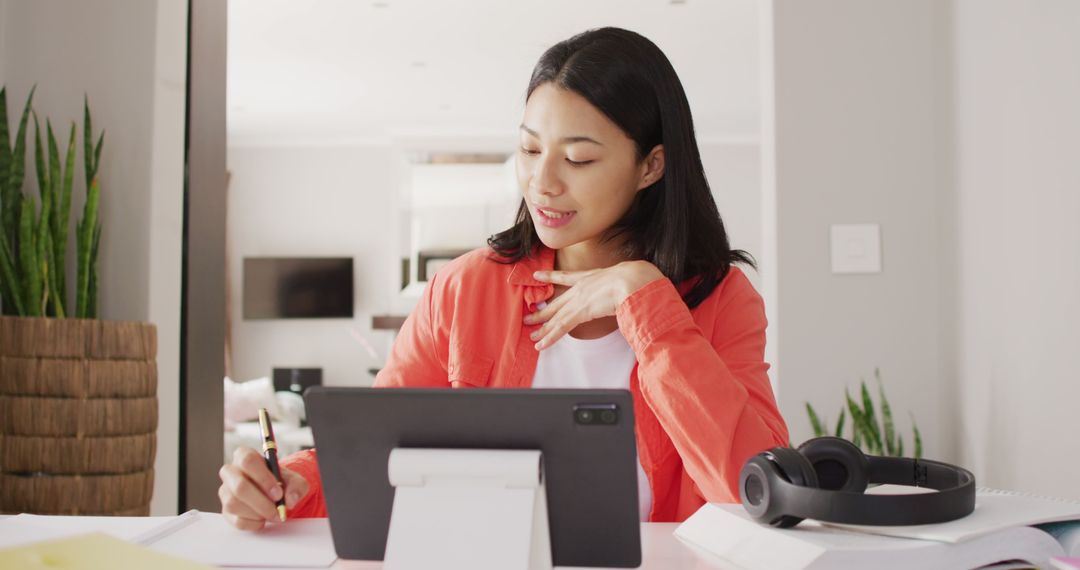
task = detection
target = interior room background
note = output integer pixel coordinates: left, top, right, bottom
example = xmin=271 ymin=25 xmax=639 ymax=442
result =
xmin=1 ymin=0 xmax=1076 ymax=515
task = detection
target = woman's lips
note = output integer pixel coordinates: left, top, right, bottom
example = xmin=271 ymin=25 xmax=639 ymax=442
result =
xmin=534 ymin=206 xmax=577 ymax=228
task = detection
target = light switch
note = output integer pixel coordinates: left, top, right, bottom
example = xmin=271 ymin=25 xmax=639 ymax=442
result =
xmin=830 ymin=224 xmax=881 ymax=274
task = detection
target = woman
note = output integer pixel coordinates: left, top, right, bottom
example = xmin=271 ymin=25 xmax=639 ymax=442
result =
xmin=218 ymin=27 xmax=788 ymax=531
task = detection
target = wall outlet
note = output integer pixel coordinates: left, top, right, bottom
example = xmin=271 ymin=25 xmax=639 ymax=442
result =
xmin=830 ymin=224 xmax=882 ymax=274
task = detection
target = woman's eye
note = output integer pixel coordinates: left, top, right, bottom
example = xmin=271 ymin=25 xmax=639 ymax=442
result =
xmin=566 ymin=159 xmax=594 ymax=167
xmin=520 ymin=147 xmax=540 ymax=156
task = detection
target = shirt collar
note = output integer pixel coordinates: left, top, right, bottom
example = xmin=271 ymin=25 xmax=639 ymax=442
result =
xmin=507 ymin=246 xmax=556 ymax=286
xmin=507 ymin=246 xmax=556 ymax=310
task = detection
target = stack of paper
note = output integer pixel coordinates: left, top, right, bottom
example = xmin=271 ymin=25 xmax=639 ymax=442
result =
xmin=0 ymin=511 xmax=337 ymax=568
xmin=675 ymin=489 xmax=1080 ymax=570
xmin=0 ymin=533 xmax=212 ymax=570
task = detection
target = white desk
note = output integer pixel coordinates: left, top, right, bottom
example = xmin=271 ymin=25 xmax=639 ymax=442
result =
xmin=245 ymin=524 xmax=732 ymax=570
xmin=0 ymin=515 xmax=734 ymax=570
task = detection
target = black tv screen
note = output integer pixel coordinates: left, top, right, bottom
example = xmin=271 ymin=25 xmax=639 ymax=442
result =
xmin=243 ymin=257 xmax=354 ymax=319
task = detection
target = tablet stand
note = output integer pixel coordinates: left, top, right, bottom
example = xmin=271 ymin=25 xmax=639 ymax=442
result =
xmin=383 ymin=448 xmax=552 ymax=570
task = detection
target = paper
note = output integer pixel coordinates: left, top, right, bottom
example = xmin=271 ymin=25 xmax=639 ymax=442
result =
xmin=149 ymin=512 xmax=337 ymax=568
xmin=0 ymin=511 xmax=337 ymax=568
xmin=675 ymin=503 xmax=1065 ymax=570
xmin=827 ymin=490 xmax=1080 ymax=543
xmin=0 ymin=532 xmax=212 ymax=570
xmin=0 ymin=513 xmax=191 ymax=549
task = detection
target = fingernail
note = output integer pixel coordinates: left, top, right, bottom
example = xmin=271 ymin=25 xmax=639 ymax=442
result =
xmin=534 ymin=341 xmax=544 ymax=351
xmin=530 ymin=331 xmax=539 ymax=340
xmin=270 ymin=486 xmax=283 ymax=501
xmin=533 ymin=271 xmax=544 ymax=279
xmin=287 ymin=492 xmax=300 ymax=507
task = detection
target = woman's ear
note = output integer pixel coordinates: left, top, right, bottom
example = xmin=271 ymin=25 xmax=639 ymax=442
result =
xmin=636 ymin=144 xmax=665 ymax=191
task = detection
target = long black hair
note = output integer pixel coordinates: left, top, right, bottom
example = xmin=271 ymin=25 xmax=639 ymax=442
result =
xmin=487 ymin=27 xmax=755 ymax=309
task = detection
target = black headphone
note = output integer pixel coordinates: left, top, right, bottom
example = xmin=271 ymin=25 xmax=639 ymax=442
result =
xmin=739 ymin=437 xmax=976 ymax=527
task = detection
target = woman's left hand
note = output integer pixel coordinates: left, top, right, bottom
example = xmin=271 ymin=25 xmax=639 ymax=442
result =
xmin=524 ymin=260 xmax=665 ymax=350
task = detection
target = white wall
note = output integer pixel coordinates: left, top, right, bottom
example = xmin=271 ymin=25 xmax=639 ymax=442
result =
xmin=951 ymin=0 xmax=1080 ymax=498
xmin=0 ymin=0 xmax=187 ymax=514
xmin=699 ymin=141 xmax=763 ymax=293
xmin=226 ymin=145 xmax=402 ymax=387
xmin=767 ymin=0 xmax=951 ymax=458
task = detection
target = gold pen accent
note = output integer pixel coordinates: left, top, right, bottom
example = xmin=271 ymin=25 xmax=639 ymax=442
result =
xmin=258 ymin=408 xmax=288 ymax=522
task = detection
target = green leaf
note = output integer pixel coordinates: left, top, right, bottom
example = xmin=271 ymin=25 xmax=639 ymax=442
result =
xmin=912 ymin=415 xmax=923 ymax=459
xmin=0 ymin=231 xmax=25 ymax=315
xmin=845 ymin=389 xmax=866 ymax=451
xmin=18 ymin=195 xmax=40 ymax=316
xmin=897 ymin=436 xmax=904 ymax=458
xmin=93 ymin=132 xmax=104 ymax=178
xmin=0 ymin=86 xmax=10 ymax=187
xmin=5 ymin=86 xmax=34 ymax=248
xmin=34 ymin=172 xmax=53 ymax=315
xmin=46 ymin=119 xmax=61 ymax=201
xmin=55 ymin=122 xmax=76 ymax=305
xmin=834 ymin=407 xmax=846 ymax=438
xmin=877 ymin=369 xmax=897 ymax=456
xmin=83 ymin=95 xmax=93 ymax=190
xmin=33 ymin=112 xmax=48 ymax=201
xmin=88 ymin=222 xmax=101 ymax=319
xmin=860 ymin=380 xmax=883 ymax=455
xmin=43 ymin=229 xmax=63 ymax=317
xmin=806 ymin=403 xmax=825 ymax=437
xmin=76 ymin=177 xmax=100 ymax=318
xmin=8 ymin=86 xmax=33 ymax=199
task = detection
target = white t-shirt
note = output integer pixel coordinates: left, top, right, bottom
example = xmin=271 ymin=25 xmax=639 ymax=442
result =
xmin=530 ymin=324 xmax=652 ymax=522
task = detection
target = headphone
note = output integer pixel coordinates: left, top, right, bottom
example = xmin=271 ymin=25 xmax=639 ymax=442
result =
xmin=739 ymin=437 xmax=975 ymax=528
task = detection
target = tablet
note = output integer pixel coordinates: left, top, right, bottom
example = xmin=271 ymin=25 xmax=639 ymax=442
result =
xmin=304 ymin=387 xmax=642 ymax=568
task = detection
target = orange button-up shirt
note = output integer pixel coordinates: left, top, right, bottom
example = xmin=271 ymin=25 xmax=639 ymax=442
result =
xmin=281 ymin=246 xmax=789 ymax=522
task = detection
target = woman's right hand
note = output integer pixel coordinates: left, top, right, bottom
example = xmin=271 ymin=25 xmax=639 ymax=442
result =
xmin=218 ymin=446 xmax=310 ymax=530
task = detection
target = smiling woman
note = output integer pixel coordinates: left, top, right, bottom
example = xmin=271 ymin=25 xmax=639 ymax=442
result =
xmin=218 ymin=26 xmax=787 ymax=530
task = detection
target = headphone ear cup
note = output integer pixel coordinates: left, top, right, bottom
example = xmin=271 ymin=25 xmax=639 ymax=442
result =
xmin=739 ymin=447 xmax=819 ymax=529
xmin=797 ymin=436 xmax=870 ymax=493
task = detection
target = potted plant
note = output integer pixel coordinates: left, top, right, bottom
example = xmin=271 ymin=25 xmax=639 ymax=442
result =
xmin=805 ymin=368 xmax=923 ymax=458
xmin=0 ymin=86 xmax=158 ymax=515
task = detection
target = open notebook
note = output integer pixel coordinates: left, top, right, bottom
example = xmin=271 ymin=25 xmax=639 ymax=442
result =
xmin=0 ymin=511 xmax=337 ymax=568
xmin=675 ymin=489 xmax=1080 ymax=570
xmin=826 ymin=488 xmax=1080 ymax=543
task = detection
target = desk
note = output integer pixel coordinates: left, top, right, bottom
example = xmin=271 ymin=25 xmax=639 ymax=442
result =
xmin=0 ymin=516 xmax=733 ymax=570
xmin=239 ymin=524 xmax=730 ymax=570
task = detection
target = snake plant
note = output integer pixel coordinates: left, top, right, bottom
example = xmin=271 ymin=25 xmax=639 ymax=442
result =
xmin=0 ymin=86 xmax=103 ymax=319
xmin=805 ymin=368 xmax=923 ymax=459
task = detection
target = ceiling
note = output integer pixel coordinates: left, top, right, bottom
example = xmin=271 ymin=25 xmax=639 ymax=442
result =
xmin=227 ymin=0 xmax=762 ymax=148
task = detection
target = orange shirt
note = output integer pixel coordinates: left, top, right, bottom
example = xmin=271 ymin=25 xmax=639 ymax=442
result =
xmin=281 ymin=246 xmax=789 ymax=522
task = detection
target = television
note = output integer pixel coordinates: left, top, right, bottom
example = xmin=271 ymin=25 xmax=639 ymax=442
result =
xmin=243 ymin=257 xmax=354 ymax=319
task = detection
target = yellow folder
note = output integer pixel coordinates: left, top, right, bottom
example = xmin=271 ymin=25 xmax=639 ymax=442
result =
xmin=0 ymin=532 xmax=212 ymax=570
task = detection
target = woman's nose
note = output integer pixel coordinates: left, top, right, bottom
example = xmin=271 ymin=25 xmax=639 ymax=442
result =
xmin=529 ymin=155 xmax=564 ymax=197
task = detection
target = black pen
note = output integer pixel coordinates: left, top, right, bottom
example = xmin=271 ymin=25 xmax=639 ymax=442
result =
xmin=258 ymin=408 xmax=287 ymax=522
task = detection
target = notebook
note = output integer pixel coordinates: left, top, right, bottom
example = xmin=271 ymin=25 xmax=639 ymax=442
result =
xmin=827 ymin=488 xmax=1080 ymax=543
xmin=0 ymin=532 xmax=212 ymax=570
xmin=674 ymin=502 xmax=1080 ymax=570
xmin=0 ymin=511 xmax=337 ymax=568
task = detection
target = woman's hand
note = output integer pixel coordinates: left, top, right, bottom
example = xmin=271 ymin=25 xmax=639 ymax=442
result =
xmin=524 ymin=260 xmax=664 ymax=350
xmin=218 ymin=446 xmax=310 ymax=530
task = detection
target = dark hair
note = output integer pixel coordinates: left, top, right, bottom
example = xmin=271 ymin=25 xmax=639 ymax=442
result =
xmin=487 ymin=27 xmax=755 ymax=309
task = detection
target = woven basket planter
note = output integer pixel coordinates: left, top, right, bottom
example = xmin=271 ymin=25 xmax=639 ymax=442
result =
xmin=0 ymin=316 xmax=158 ymax=515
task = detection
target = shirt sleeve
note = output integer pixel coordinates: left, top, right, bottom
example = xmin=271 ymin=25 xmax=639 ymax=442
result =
xmin=615 ymin=270 xmax=789 ymax=503
xmin=279 ymin=449 xmax=327 ymax=518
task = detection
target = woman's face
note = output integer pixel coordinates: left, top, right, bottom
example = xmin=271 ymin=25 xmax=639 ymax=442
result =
xmin=516 ymin=83 xmax=660 ymax=252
